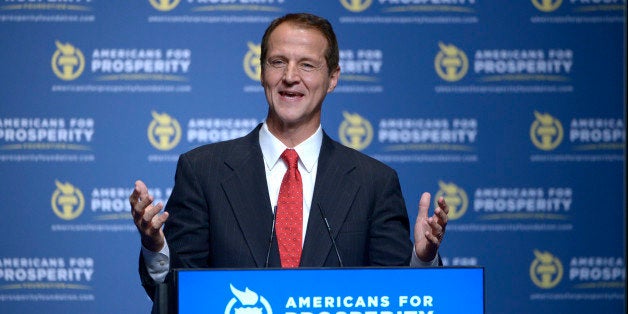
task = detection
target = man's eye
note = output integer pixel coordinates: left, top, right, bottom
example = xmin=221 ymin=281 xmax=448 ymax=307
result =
xmin=300 ymin=63 xmax=317 ymax=72
xmin=269 ymin=60 xmax=286 ymax=68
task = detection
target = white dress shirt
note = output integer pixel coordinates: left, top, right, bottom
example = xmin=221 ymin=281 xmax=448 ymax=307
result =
xmin=258 ymin=121 xmax=322 ymax=245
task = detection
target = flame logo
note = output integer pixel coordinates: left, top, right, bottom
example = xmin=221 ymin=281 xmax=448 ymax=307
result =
xmin=340 ymin=0 xmax=373 ymax=12
xmin=434 ymin=42 xmax=468 ymax=82
xmin=434 ymin=181 xmax=468 ymax=220
xmin=51 ymin=41 xmax=85 ymax=81
xmin=338 ymin=111 xmax=373 ymax=151
xmin=531 ymin=0 xmax=563 ymax=12
xmin=51 ymin=180 xmax=85 ymax=220
xmin=147 ymin=111 xmax=182 ymax=151
xmin=224 ymin=284 xmax=273 ymax=314
xmin=530 ymin=111 xmax=563 ymax=151
xmin=243 ymin=42 xmax=262 ymax=82
xmin=530 ymin=250 xmax=563 ymax=289
xmin=149 ymin=0 xmax=181 ymax=11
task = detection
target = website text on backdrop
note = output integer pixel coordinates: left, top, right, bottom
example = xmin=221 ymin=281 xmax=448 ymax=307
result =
xmin=129 ymin=12 xmax=449 ymax=305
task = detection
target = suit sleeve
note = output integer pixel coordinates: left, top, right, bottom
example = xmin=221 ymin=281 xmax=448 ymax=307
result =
xmin=137 ymin=153 xmax=211 ymax=300
xmin=163 ymin=153 xmax=211 ymax=270
xmin=368 ymin=169 xmax=413 ymax=266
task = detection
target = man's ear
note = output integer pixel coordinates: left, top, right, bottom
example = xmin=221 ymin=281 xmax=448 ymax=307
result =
xmin=327 ymin=66 xmax=340 ymax=93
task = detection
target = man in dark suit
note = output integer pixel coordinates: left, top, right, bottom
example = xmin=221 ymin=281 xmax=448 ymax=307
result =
xmin=131 ymin=12 xmax=449 ymax=302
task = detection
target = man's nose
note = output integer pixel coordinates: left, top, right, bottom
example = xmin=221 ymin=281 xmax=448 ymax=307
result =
xmin=282 ymin=63 xmax=301 ymax=84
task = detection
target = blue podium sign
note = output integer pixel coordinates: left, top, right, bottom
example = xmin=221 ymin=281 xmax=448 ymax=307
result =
xmin=176 ymin=267 xmax=484 ymax=314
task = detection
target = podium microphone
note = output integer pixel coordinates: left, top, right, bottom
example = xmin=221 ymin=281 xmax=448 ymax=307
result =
xmin=264 ymin=206 xmax=277 ymax=268
xmin=317 ymin=203 xmax=344 ymax=267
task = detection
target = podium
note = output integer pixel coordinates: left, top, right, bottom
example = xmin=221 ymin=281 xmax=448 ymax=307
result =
xmin=164 ymin=267 xmax=484 ymax=314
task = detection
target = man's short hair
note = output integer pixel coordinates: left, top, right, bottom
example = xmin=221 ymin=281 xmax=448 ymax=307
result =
xmin=260 ymin=13 xmax=339 ymax=75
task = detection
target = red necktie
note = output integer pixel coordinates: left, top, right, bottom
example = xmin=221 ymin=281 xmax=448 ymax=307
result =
xmin=276 ymin=149 xmax=303 ymax=268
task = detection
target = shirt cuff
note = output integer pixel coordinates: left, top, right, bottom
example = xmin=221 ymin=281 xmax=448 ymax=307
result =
xmin=141 ymin=240 xmax=170 ymax=283
xmin=409 ymin=246 xmax=439 ymax=267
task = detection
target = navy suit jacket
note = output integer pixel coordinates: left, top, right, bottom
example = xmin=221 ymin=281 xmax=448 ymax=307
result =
xmin=139 ymin=124 xmax=413 ymax=299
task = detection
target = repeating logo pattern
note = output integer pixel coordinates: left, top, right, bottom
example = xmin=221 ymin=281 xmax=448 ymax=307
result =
xmin=244 ymin=42 xmax=262 ymax=82
xmin=434 ymin=42 xmax=468 ymax=82
xmin=149 ymin=0 xmax=181 ymax=11
xmin=51 ymin=180 xmax=85 ymax=220
xmin=148 ymin=111 xmax=182 ymax=151
xmin=530 ymin=250 xmax=564 ymax=289
xmin=434 ymin=181 xmax=468 ymax=220
xmin=51 ymin=41 xmax=85 ymax=81
xmin=531 ymin=0 xmax=563 ymax=12
xmin=340 ymin=0 xmax=373 ymax=12
xmin=530 ymin=111 xmax=564 ymax=151
xmin=338 ymin=111 xmax=373 ymax=151
xmin=1 ymin=2 xmax=624 ymax=313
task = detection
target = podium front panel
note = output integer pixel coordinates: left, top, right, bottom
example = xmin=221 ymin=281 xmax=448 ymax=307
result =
xmin=176 ymin=267 xmax=484 ymax=314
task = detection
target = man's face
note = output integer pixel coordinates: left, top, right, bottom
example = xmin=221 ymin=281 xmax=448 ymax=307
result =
xmin=261 ymin=22 xmax=339 ymax=132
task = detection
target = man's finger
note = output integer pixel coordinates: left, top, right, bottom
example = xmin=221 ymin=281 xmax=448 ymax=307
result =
xmin=142 ymin=202 xmax=163 ymax=226
xmin=134 ymin=180 xmax=150 ymax=202
xmin=150 ymin=211 xmax=169 ymax=231
xmin=130 ymin=180 xmax=150 ymax=213
xmin=129 ymin=188 xmax=140 ymax=206
xmin=424 ymin=230 xmax=440 ymax=245
xmin=434 ymin=206 xmax=448 ymax=225
xmin=438 ymin=197 xmax=449 ymax=215
xmin=132 ymin=195 xmax=154 ymax=223
xmin=418 ymin=192 xmax=431 ymax=219
xmin=428 ymin=217 xmax=443 ymax=235
xmin=434 ymin=197 xmax=449 ymax=228
xmin=135 ymin=180 xmax=148 ymax=194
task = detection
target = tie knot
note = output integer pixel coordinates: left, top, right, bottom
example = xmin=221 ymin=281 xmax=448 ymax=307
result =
xmin=281 ymin=149 xmax=299 ymax=170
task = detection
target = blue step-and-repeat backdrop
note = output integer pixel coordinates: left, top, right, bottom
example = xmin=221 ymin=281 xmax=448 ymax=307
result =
xmin=1 ymin=1 xmax=626 ymax=313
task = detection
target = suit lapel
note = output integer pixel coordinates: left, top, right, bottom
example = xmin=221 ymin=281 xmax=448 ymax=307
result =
xmin=301 ymin=133 xmax=359 ymax=267
xmin=220 ymin=126 xmax=279 ymax=267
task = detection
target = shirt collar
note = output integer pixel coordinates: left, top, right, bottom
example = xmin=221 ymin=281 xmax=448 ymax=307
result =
xmin=259 ymin=121 xmax=322 ymax=173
